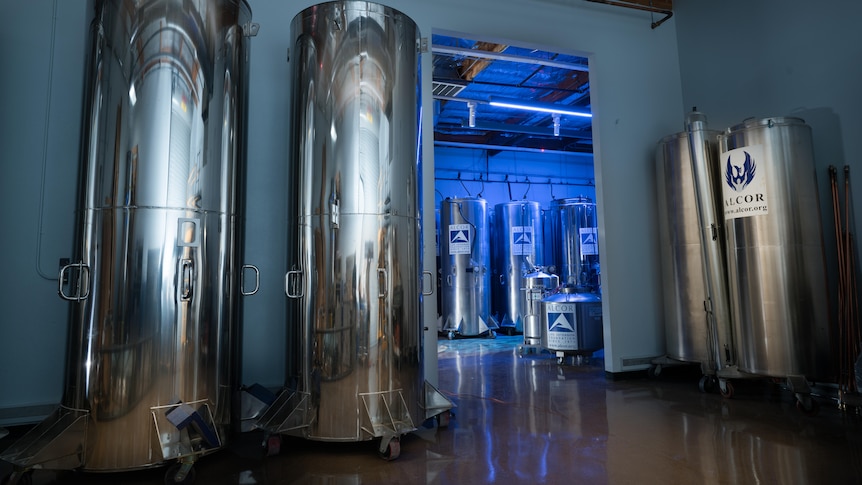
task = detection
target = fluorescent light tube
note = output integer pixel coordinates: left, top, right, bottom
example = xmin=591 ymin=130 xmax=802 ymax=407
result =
xmin=489 ymin=97 xmax=592 ymax=118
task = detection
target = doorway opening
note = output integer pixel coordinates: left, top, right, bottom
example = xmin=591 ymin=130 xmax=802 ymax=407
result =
xmin=430 ymin=31 xmax=601 ymax=348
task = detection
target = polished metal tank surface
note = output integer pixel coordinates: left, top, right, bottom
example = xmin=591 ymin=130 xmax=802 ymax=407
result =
xmin=491 ymin=201 xmax=543 ymax=334
xmin=546 ymin=197 xmax=601 ymax=291
xmin=0 ymin=0 xmax=254 ymax=474
xmin=540 ymin=288 xmax=603 ymax=354
xmin=655 ymin=113 xmax=731 ymax=368
xmin=258 ymin=1 xmax=447 ymax=448
xmin=522 ymin=269 xmax=559 ymax=346
xmin=719 ymin=117 xmax=831 ymax=379
xmin=439 ymin=197 xmax=494 ymax=337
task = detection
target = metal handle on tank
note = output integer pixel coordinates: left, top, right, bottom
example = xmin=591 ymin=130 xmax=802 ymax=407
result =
xmin=241 ymin=264 xmax=260 ymax=296
xmin=378 ymin=268 xmax=387 ymax=299
xmin=58 ymin=262 xmax=90 ymax=301
xmin=422 ymin=271 xmax=434 ymax=296
xmin=180 ymin=259 xmax=194 ymax=301
xmin=285 ymin=269 xmax=304 ymax=298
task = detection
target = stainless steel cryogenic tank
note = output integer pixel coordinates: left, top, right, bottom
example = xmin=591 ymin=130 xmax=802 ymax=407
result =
xmin=256 ymin=1 xmax=450 ymax=457
xmin=439 ymin=197 xmax=495 ymax=338
xmin=655 ymin=111 xmax=732 ymax=369
xmin=540 ymin=288 xmax=603 ymax=363
xmin=491 ymin=201 xmax=543 ymax=335
xmin=1 ymin=0 xmax=256 ymax=478
xmin=547 ymin=197 xmax=601 ymax=291
xmin=719 ymin=117 xmax=831 ymax=379
xmin=522 ymin=269 xmax=559 ymax=347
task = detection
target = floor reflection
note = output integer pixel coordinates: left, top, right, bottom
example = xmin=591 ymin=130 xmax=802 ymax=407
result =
xmin=2 ymin=336 xmax=862 ymax=484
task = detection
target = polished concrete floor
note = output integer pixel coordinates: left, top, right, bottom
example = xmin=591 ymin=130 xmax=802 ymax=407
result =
xmin=3 ymin=335 xmax=862 ymax=484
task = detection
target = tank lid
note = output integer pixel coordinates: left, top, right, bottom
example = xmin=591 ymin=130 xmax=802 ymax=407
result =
xmin=726 ymin=116 xmax=807 ymax=133
xmin=543 ymin=290 xmax=602 ymax=303
xmin=525 ymin=269 xmax=556 ymax=280
xmin=549 ymin=196 xmax=593 ymax=207
xmin=495 ymin=200 xmax=541 ymax=208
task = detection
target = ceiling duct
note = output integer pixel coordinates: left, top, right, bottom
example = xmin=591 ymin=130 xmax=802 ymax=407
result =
xmin=433 ymin=81 xmax=468 ymax=98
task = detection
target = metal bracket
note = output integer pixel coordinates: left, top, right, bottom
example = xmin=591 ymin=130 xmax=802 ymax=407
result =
xmin=330 ymin=199 xmax=340 ymax=228
xmin=419 ymin=37 xmax=429 ymax=53
xmin=243 ymin=22 xmax=260 ymax=37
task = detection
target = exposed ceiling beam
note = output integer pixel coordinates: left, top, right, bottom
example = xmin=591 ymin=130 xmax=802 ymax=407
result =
xmin=459 ymin=42 xmax=508 ymax=81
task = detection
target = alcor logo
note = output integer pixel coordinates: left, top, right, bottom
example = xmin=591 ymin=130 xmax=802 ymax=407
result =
xmin=721 ymin=145 xmax=768 ymax=220
xmin=514 ymin=232 xmax=531 ymax=244
xmin=725 ymin=151 xmax=756 ymax=192
xmin=450 ymin=230 xmax=469 ymax=243
xmin=547 ymin=312 xmax=575 ymax=332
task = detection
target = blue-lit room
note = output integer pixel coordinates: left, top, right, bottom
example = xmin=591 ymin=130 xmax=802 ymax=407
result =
xmin=2 ymin=1 xmax=861 ymax=484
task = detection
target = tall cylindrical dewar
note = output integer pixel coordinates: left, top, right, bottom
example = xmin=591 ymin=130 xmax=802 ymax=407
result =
xmin=439 ymin=197 xmax=494 ymax=337
xmin=655 ymin=111 xmax=732 ymax=370
xmin=256 ymin=1 xmax=450 ymax=456
xmin=491 ymin=200 xmax=543 ymax=334
xmin=1 ymin=0 xmax=256 ymax=477
xmin=719 ymin=117 xmax=831 ymax=379
xmin=547 ymin=197 xmax=600 ymax=292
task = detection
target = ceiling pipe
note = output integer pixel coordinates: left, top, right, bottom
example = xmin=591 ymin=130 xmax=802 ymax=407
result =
xmin=585 ymin=0 xmax=673 ymax=29
xmin=454 ymin=120 xmax=592 ymax=140
xmin=435 ymin=173 xmax=595 ymax=188
xmin=432 ymin=45 xmax=589 ymax=72
xmin=467 ymin=101 xmax=477 ymax=127
xmin=435 ymin=140 xmax=593 ymax=158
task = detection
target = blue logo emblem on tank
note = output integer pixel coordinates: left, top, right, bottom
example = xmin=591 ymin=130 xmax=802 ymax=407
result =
xmin=514 ymin=232 xmax=531 ymax=244
xmin=548 ymin=313 xmax=575 ymax=332
xmin=450 ymin=230 xmax=469 ymax=244
xmin=725 ymin=151 xmax=756 ymax=192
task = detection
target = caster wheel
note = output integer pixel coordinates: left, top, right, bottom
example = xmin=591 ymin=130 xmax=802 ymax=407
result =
xmin=264 ymin=434 xmax=282 ymax=456
xmin=488 ymin=331 xmax=496 ymax=339
xmin=698 ymin=375 xmax=716 ymax=393
xmin=380 ymin=438 xmax=401 ymax=461
xmin=437 ymin=410 xmax=451 ymax=428
xmin=164 ymin=463 xmax=196 ymax=485
xmin=647 ymin=365 xmax=662 ymax=378
xmin=796 ymin=398 xmax=820 ymax=416
xmin=719 ymin=380 xmax=734 ymax=399
xmin=447 ymin=331 xmax=455 ymax=340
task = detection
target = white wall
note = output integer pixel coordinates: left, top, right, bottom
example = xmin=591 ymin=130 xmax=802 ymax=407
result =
xmin=0 ymin=1 xmax=90 ymax=424
xmin=0 ymin=0 xmax=684 ymax=422
xmin=674 ymin=0 xmax=862 ymax=337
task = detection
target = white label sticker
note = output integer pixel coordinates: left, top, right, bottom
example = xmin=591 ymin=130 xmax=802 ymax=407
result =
xmin=511 ymin=226 xmax=534 ymax=255
xmin=721 ymin=145 xmax=769 ymax=220
xmin=448 ymin=224 xmax=472 ymax=255
xmin=579 ymin=227 xmax=598 ymax=256
xmin=545 ymin=303 xmax=579 ymax=350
